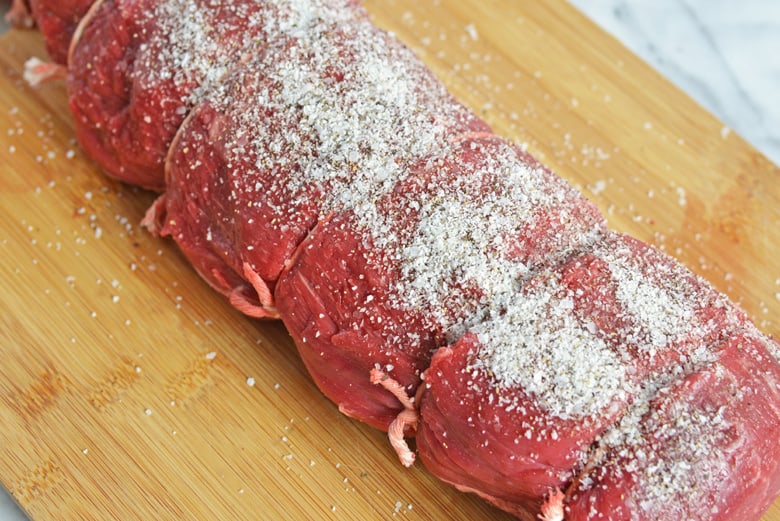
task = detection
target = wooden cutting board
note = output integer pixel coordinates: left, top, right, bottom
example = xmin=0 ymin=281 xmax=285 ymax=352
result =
xmin=1 ymin=1 xmax=778 ymax=519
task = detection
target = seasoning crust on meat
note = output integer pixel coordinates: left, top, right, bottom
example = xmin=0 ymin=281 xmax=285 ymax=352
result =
xmin=20 ymin=1 xmax=780 ymax=520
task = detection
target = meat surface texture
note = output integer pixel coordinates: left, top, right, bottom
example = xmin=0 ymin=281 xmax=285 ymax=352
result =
xmin=68 ymin=0 xmax=362 ymax=191
xmin=17 ymin=1 xmax=780 ymax=520
xmin=565 ymin=330 xmax=780 ymax=520
xmin=28 ymin=0 xmax=94 ymax=63
xmin=276 ymin=135 xmax=604 ymax=439
xmin=416 ymin=232 xmax=780 ymax=520
xmin=155 ymin=12 xmax=486 ymax=318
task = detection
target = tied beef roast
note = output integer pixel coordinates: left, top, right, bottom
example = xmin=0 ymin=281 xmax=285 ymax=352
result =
xmin=16 ymin=1 xmax=780 ymax=519
xmin=68 ymin=0 xmax=362 ymax=191
xmin=416 ymin=232 xmax=780 ymax=520
xmin=28 ymin=0 xmax=94 ymax=64
xmin=275 ymin=135 xmax=604 ymax=459
xmin=150 ymin=12 xmax=487 ymax=319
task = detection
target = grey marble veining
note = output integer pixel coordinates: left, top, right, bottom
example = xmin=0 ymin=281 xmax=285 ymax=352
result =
xmin=0 ymin=1 xmax=778 ymax=520
xmin=570 ymin=0 xmax=780 ymax=165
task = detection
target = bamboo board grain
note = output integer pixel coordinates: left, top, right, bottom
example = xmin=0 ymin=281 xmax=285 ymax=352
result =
xmin=0 ymin=1 xmax=778 ymax=519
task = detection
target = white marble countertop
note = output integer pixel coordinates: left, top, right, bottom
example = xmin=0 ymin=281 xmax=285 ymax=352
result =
xmin=1 ymin=0 xmax=778 ymax=519
xmin=571 ymin=0 xmax=780 ymax=166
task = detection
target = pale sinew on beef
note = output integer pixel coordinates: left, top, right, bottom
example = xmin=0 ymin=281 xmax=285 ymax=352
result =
xmin=416 ymin=232 xmax=780 ymax=520
xmin=16 ymin=1 xmax=780 ymax=520
xmin=68 ymin=0 xmax=363 ymax=191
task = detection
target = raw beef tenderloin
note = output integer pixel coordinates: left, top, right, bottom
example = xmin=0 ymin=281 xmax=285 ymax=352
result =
xmin=68 ymin=0 xmax=362 ymax=191
xmin=563 ymin=330 xmax=780 ymax=521
xmin=416 ymin=232 xmax=777 ymax=520
xmin=150 ymin=13 xmax=487 ymax=318
xmin=20 ymin=0 xmax=780 ymax=519
xmin=28 ymin=0 xmax=94 ymax=63
xmin=275 ymin=135 xmax=605 ymax=462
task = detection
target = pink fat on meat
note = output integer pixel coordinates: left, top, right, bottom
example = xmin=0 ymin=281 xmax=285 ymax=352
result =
xmin=28 ymin=0 xmax=94 ymax=64
xmin=275 ymin=135 xmax=605 ymax=460
xmin=152 ymin=14 xmax=488 ymax=319
xmin=68 ymin=0 xmax=363 ymax=191
xmin=416 ymin=231 xmax=762 ymax=520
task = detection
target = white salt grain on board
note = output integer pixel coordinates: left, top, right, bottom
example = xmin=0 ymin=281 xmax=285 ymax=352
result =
xmin=590 ymin=179 xmax=607 ymax=195
xmin=465 ymin=23 xmax=479 ymax=41
xmin=676 ymin=187 xmax=687 ymax=206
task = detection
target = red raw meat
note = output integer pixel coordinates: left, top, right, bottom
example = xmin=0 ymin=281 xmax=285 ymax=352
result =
xmin=68 ymin=0 xmax=362 ymax=191
xmin=150 ymin=14 xmax=488 ymax=319
xmin=416 ymin=231 xmax=771 ymax=520
xmin=557 ymin=233 xmax=746 ymax=374
xmin=28 ymin=0 xmax=94 ymax=63
xmin=20 ymin=0 xmax=780 ymax=519
xmin=564 ymin=330 xmax=780 ymax=521
xmin=275 ymin=135 xmax=605 ymax=463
